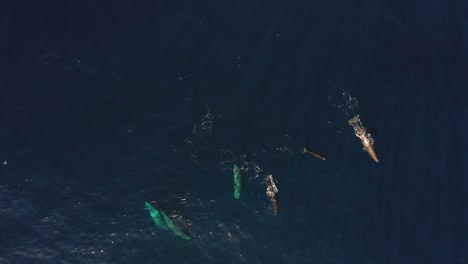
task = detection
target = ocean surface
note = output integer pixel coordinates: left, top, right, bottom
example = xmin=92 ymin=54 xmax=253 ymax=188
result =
xmin=0 ymin=1 xmax=466 ymax=263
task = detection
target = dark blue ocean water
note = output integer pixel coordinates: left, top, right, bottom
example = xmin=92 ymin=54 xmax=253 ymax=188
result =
xmin=0 ymin=1 xmax=466 ymax=263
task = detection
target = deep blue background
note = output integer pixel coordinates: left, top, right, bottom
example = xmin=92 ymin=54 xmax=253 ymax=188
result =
xmin=0 ymin=0 xmax=466 ymax=263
